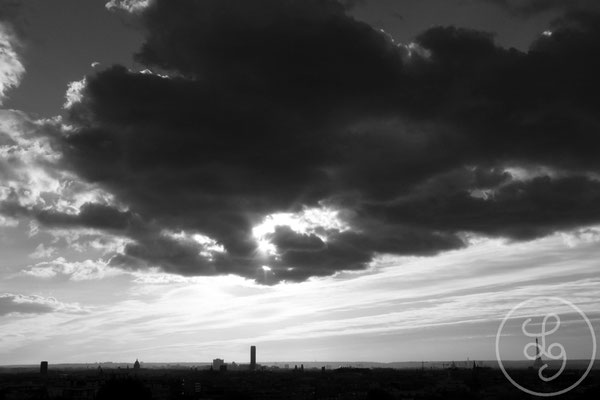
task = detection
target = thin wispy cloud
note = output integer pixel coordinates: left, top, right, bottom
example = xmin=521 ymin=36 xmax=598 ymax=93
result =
xmin=2 ymin=231 xmax=598 ymax=363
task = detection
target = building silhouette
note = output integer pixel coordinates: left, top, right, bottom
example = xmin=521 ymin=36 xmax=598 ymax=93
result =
xmin=250 ymin=346 xmax=256 ymax=370
xmin=212 ymin=358 xmax=224 ymax=370
xmin=133 ymin=359 xmax=141 ymax=370
xmin=40 ymin=361 xmax=48 ymax=375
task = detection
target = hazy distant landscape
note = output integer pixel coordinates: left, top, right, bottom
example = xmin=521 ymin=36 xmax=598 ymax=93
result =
xmin=2 ymin=359 xmax=599 ymax=372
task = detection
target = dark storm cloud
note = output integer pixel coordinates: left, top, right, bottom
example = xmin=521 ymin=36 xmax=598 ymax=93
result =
xmin=0 ymin=197 xmax=137 ymax=232
xmin=405 ymin=19 xmax=600 ymax=170
xmin=45 ymin=0 xmax=600 ymax=283
xmin=36 ymin=203 xmax=138 ymax=231
xmin=0 ymin=0 xmax=22 ymax=28
xmin=265 ymin=224 xmax=463 ymax=281
xmin=0 ymin=1 xmax=19 ymax=18
xmin=110 ymin=235 xmax=216 ymax=275
xmin=367 ymin=175 xmax=600 ymax=241
xmin=270 ymin=226 xmax=327 ymax=252
xmin=485 ymin=0 xmax=600 ymax=17
xmin=340 ymin=0 xmax=366 ymax=10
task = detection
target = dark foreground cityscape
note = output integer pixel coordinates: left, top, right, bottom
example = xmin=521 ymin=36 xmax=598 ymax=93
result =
xmin=1 ymin=346 xmax=598 ymax=400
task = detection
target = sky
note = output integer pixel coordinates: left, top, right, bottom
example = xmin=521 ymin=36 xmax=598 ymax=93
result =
xmin=1 ymin=0 xmax=599 ymax=365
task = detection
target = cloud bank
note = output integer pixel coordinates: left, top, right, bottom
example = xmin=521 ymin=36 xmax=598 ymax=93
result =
xmin=3 ymin=0 xmax=600 ymax=283
xmin=485 ymin=0 xmax=600 ymax=17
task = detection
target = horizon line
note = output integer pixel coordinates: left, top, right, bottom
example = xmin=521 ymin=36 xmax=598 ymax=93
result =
xmin=2 ymin=359 xmax=599 ymax=368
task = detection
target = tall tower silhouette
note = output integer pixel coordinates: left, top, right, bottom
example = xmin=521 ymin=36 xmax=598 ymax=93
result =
xmin=533 ymin=338 xmax=543 ymax=369
xmin=250 ymin=346 xmax=256 ymax=370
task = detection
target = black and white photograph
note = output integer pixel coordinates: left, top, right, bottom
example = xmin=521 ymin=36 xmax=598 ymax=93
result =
xmin=0 ymin=0 xmax=599 ymax=398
